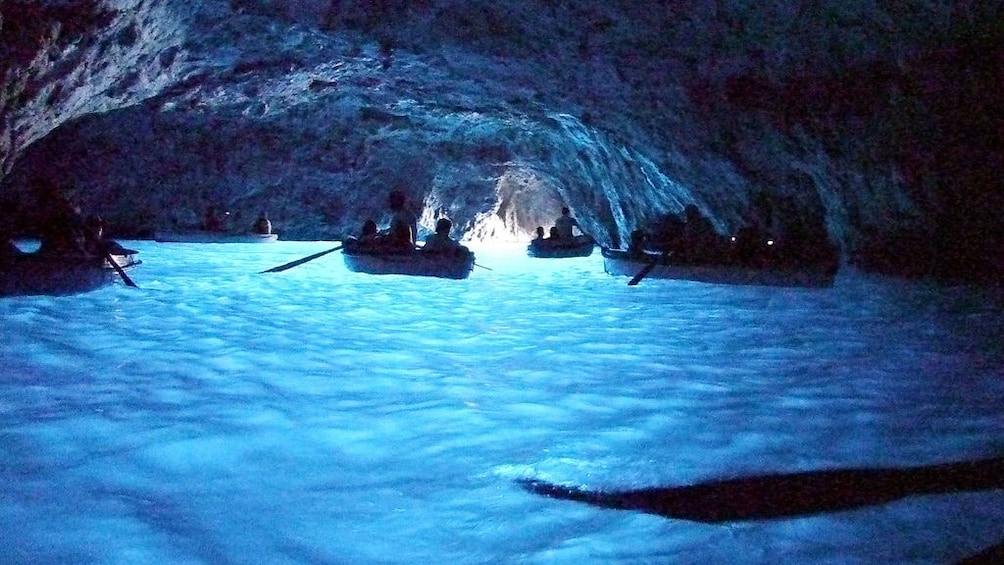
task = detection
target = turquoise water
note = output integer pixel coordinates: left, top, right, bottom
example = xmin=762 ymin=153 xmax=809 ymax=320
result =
xmin=2 ymin=241 xmax=1002 ymax=564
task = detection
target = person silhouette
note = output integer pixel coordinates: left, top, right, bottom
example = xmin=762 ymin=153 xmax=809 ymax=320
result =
xmin=37 ymin=185 xmax=88 ymax=256
xmin=385 ymin=189 xmax=417 ymax=250
xmin=422 ymin=217 xmax=461 ymax=253
xmin=554 ymin=206 xmax=577 ymax=239
xmin=252 ymin=212 xmax=272 ymax=235
xmin=203 ymin=205 xmax=224 ymax=231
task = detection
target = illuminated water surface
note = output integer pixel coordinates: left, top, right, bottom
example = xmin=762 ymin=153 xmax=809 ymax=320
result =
xmin=2 ymin=241 xmax=1002 ymax=563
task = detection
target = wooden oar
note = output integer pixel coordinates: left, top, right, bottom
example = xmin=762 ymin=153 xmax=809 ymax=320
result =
xmin=105 ymin=252 xmax=138 ymax=288
xmin=627 ymin=260 xmax=657 ymax=286
xmin=261 ymin=244 xmax=343 ymax=273
xmin=627 ymin=252 xmax=668 ymax=286
xmin=516 ymin=456 xmax=1004 ymax=523
xmin=82 ymin=227 xmax=137 ymax=288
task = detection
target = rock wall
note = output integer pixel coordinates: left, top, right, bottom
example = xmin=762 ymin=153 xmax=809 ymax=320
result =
xmin=2 ymin=0 xmax=1001 ymax=282
xmin=1 ymin=0 xmax=196 ymax=176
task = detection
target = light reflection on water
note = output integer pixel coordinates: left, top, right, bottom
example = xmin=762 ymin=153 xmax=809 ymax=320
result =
xmin=2 ymin=240 xmax=1003 ymax=563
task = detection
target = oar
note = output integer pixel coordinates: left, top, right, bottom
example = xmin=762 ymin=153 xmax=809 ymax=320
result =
xmin=627 ymin=252 xmax=668 ymax=286
xmin=105 ymin=252 xmax=138 ymax=288
xmin=81 ymin=227 xmax=137 ymax=288
xmin=627 ymin=260 xmax=657 ymax=286
xmin=474 ymin=263 xmax=494 ymax=271
xmin=261 ymin=244 xmax=343 ymax=273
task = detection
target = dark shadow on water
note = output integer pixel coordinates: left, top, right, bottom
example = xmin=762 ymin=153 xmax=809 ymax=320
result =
xmin=517 ymin=457 xmax=1004 ymax=523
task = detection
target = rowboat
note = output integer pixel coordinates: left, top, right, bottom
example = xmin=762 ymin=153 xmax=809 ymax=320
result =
xmin=342 ymin=238 xmax=475 ymax=280
xmin=1 ymin=252 xmax=117 ymax=296
xmin=602 ymin=248 xmax=838 ymax=288
xmin=154 ymin=231 xmax=278 ymax=243
xmin=9 ymin=239 xmax=142 ymax=271
xmin=527 ymin=235 xmax=595 ymax=258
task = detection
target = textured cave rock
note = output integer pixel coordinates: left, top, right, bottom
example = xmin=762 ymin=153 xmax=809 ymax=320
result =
xmin=2 ymin=0 xmax=1002 ymax=283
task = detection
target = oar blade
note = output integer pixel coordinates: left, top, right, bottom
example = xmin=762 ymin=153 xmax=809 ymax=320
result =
xmin=105 ymin=252 xmax=138 ymax=287
xmin=627 ymin=251 xmax=669 ymax=286
xmin=261 ymin=245 xmax=342 ymax=273
xmin=627 ymin=262 xmax=656 ymax=286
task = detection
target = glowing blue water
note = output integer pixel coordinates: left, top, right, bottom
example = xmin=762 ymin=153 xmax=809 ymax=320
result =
xmin=2 ymin=241 xmax=1002 ymax=563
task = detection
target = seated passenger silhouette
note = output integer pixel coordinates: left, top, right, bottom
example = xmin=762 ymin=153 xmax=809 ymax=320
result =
xmin=679 ymin=204 xmax=721 ymax=261
xmin=37 ymin=187 xmax=89 ymax=257
xmin=359 ymin=219 xmax=378 ymax=241
xmin=422 ymin=218 xmax=461 ymax=253
xmin=252 ymin=212 xmax=272 ymax=235
xmin=83 ymin=215 xmax=135 ymax=257
xmin=554 ymin=206 xmax=577 ymax=239
xmin=628 ymin=229 xmax=649 ymax=257
xmin=203 ymin=205 xmax=224 ymax=231
xmin=384 ymin=189 xmax=417 ymax=251
xmin=353 ymin=219 xmax=383 ymax=251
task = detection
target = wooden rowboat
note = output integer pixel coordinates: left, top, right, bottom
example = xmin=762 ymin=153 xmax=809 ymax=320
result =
xmin=342 ymin=238 xmax=475 ymax=280
xmin=1 ymin=252 xmax=116 ymax=297
xmin=154 ymin=231 xmax=278 ymax=243
xmin=527 ymin=235 xmax=595 ymax=258
xmin=602 ymin=248 xmax=837 ymax=288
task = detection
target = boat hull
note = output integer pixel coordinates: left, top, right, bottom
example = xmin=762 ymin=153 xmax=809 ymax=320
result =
xmin=155 ymin=231 xmax=278 ymax=243
xmin=1 ymin=254 xmax=116 ymax=297
xmin=342 ymin=240 xmax=475 ymax=280
xmin=602 ymin=248 xmax=837 ymax=288
xmin=527 ymin=235 xmax=595 ymax=258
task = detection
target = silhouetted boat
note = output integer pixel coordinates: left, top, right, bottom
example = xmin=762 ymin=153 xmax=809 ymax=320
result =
xmin=602 ymin=247 xmax=837 ymax=288
xmin=527 ymin=235 xmax=595 ymax=258
xmin=342 ymin=238 xmax=475 ymax=280
xmin=154 ymin=231 xmax=278 ymax=243
xmin=1 ymin=252 xmax=117 ymax=296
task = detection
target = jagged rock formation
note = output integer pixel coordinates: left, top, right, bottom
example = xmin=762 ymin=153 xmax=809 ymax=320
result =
xmin=2 ymin=0 xmax=1001 ymax=282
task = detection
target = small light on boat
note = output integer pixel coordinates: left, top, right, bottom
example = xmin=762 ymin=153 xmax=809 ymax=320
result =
xmin=730 ymin=236 xmax=736 ymax=242
xmin=766 ymin=239 xmax=774 ymax=246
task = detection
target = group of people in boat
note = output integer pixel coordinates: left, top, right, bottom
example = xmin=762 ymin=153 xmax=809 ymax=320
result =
xmin=532 ymin=206 xmax=582 ymax=243
xmin=204 ymin=205 xmax=270 ymax=235
xmin=628 ymin=198 xmax=837 ymax=269
xmin=628 ymin=204 xmax=719 ymax=261
xmin=193 ymin=205 xmax=273 ymax=235
xmin=3 ymin=178 xmax=838 ymax=282
xmin=1 ymin=182 xmax=133 ymax=264
xmin=351 ymin=190 xmax=467 ymax=255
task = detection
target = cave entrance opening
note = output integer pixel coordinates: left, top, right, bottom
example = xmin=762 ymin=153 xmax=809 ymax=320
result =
xmin=465 ymin=166 xmax=566 ymax=243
